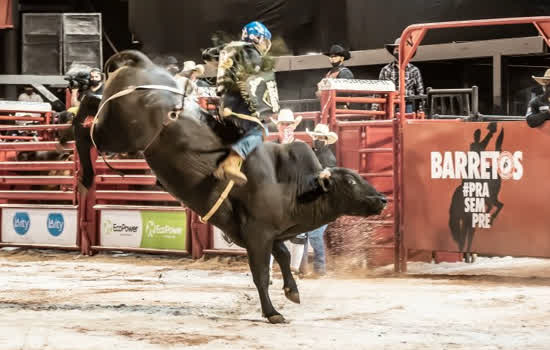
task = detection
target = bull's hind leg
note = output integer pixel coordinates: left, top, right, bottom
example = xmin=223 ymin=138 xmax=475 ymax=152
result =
xmin=245 ymin=234 xmax=286 ymax=324
xmin=272 ymin=240 xmax=300 ymax=304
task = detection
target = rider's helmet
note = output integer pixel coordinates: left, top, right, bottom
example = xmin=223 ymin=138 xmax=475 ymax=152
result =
xmin=241 ymin=21 xmax=272 ymax=55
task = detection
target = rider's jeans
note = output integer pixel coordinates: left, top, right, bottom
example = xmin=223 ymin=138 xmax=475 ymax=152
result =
xmin=231 ymin=125 xmax=265 ymax=159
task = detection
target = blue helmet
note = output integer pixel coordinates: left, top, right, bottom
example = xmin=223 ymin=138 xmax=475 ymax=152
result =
xmin=241 ymin=21 xmax=272 ymax=43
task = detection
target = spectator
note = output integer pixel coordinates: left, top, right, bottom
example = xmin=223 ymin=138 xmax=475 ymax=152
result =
xmin=18 ymin=86 xmax=43 ymax=103
xmin=299 ymin=123 xmax=338 ymax=276
xmin=270 ymin=108 xmax=302 ymax=144
xmin=526 ymin=68 xmax=550 ymax=128
xmin=378 ymin=37 xmax=424 ymax=113
xmin=165 ymin=56 xmax=180 ymax=76
xmin=16 ymin=86 xmax=44 ymax=124
xmin=317 ymin=44 xmax=354 ymax=109
xmin=322 ymin=44 xmax=354 ymax=80
xmin=69 ymin=68 xmax=104 ymax=112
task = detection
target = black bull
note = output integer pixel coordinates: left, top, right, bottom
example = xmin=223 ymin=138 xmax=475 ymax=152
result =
xmin=69 ymin=50 xmax=387 ymax=323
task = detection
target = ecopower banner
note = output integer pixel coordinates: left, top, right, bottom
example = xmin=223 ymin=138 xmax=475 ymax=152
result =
xmin=100 ymin=210 xmax=187 ymax=250
xmin=403 ymin=120 xmax=550 ymax=258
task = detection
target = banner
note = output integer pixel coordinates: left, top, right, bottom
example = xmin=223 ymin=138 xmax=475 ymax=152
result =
xmin=100 ymin=210 xmax=187 ymax=251
xmin=212 ymin=226 xmax=245 ymax=251
xmin=403 ymin=120 xmax=550 ymax=258
xmin=1 ymin=208 xmax=77 ymax=245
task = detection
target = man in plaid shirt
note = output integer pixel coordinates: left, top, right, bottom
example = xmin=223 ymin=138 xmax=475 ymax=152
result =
xmin=379 ymin=38 xmax=424 ymax=113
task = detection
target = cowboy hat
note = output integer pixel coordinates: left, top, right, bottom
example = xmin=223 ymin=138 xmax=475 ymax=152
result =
xmin=323 ymin=44 xmax=351 ymax=61
xmin=306 ymin=123 xmax=338 ymax=145
xmin=182 ymin=61 xmax=205 ymax=75
xmin=385 ymin=37 xmax=401 ymax=55
xmin=270 ymin=109 xmax=302 ymax=128
xmin=532 ymin=68 xmax=550 ymax=85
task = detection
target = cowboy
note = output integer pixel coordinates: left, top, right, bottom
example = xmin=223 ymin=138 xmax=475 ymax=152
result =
xmin=378 ymin=37 xmax=424 ymax=113
xmin=175 ymin=61 xmax=205 ymax=96
xmin=271 ymin=109 xmax=302 ymax=144
xmin=269 ymin=109 xmax=305 ymax=278
xmin=526 ymin=69 xmax=550 ymax=128
xmin=323 ymin=44 xmax=354 ymax=79
xmin=316 ymin=44 xmax=354 ymax=109
xmin=205 ymin=21 xmax=280 ymax=185
xmin=297 ymin=123 xmax=338 ymax=276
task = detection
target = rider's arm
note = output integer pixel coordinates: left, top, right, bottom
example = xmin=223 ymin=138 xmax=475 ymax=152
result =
xmin=202 ymin=46 xmax=221 ymax=64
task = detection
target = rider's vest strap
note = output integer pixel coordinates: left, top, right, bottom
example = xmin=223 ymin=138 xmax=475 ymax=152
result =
xmin=227 ymin=111 xmax=267 ymax=136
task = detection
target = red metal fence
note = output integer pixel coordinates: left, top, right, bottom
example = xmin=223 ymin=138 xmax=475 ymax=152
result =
xmin=4 ymin=17 xmax=550 ymax=270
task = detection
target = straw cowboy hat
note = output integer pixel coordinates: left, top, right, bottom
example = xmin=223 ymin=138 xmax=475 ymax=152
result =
xmin=182 ymin=60 xmax=205 ymax=75
xmin=306 ymin=123 xmax=338 ymax=144
xmin=270 ymin=109 xmax=302 ymax=128
xmin=323 ymin=44 xmax=351 ymax=61
xmin=532 ymin=68 xmax=550 ymax=85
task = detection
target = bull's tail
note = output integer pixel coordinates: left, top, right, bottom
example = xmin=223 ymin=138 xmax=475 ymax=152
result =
xmin=103 ymin=50 xmax=153 ymax=79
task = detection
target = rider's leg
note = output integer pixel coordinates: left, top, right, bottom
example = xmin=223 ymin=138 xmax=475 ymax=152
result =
xmin=214 ymin=125 xmax=263 ymax=185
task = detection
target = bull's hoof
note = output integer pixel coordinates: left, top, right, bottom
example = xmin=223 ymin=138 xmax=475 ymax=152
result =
xmin=267 ymin=314 xmax=287 ymax=324
xmin=284 ymin=287 xmax=300 ymax=304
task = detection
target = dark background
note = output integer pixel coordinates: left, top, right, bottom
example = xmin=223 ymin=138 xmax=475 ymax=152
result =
xmin=2 ymin=0 xmax=550 ymax=113
xmin=128 ymin=0 xmax=550 ymax=59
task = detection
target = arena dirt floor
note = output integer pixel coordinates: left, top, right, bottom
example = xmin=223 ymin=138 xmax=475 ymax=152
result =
xmin=1 ymin=248 xmax=550 ymax=350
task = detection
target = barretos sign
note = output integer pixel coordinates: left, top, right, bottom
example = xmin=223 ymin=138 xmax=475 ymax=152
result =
xmin=403 ymin=121 xmax=550 ymax=258
xmin=430 ymin=128 xmax=523 ymax=230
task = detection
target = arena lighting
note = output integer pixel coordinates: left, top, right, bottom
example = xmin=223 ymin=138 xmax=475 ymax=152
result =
xmin=306 ymin=52 xmax=320 ymax=55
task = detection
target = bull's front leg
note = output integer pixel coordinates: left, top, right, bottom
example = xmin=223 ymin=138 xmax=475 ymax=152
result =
xmin=271 ymin=240 xmax=300 ymax=304
xmin=245 ymin=232 xmax=286 ymax=324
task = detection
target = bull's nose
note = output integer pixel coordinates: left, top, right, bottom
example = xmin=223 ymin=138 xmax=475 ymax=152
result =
xmin=379 ymin=195 xmax=387 ymax=204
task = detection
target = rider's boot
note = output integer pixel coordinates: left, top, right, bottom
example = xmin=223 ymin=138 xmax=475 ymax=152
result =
xmin=213 ymin=150 xmax=248 ymax=185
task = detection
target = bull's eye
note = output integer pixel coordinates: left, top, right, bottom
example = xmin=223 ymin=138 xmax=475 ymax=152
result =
xmin=347 ymin=178 xmax=357 ymax=185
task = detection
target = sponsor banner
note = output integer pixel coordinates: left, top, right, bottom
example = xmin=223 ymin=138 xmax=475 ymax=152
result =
xmin=101 ymin=210 xmax=142 ymax=247
xmin=140 ymin=211 xmax=186 ymax=250
xmin=212 ymin=226 xmax=245 ymax=251
xmin=100 ymin=210 xmax=187 ymax=251
xmin=1 ymin=208 xmax=77 ymax=245
xmin=403 ymin=120 xmax=550 ymax=257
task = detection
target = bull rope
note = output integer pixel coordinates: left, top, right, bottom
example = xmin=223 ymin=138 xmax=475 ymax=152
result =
xmin=90 ymin=84 xmax=235 ymax=223
xmin=199 ymin=180 xmax=235 ymax=223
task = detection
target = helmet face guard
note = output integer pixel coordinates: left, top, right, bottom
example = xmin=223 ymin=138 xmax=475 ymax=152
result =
xmin=254 ymin=38 xmax=272 ymax=56
xmin=242 ymin=21 xmax=272 ymax=54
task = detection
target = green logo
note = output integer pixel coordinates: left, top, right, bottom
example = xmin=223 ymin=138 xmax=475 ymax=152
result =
xmin=140 ymin=211 xmax=187 ymax=250
xmin=103 ymin=219 xmax=113 ymax=235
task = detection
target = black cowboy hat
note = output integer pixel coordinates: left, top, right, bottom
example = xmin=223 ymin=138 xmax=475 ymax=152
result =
xmin=385 ymin=38 xmax=401 ymax=55
xmin=323 ymin=44 xmax=351 ymax=61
